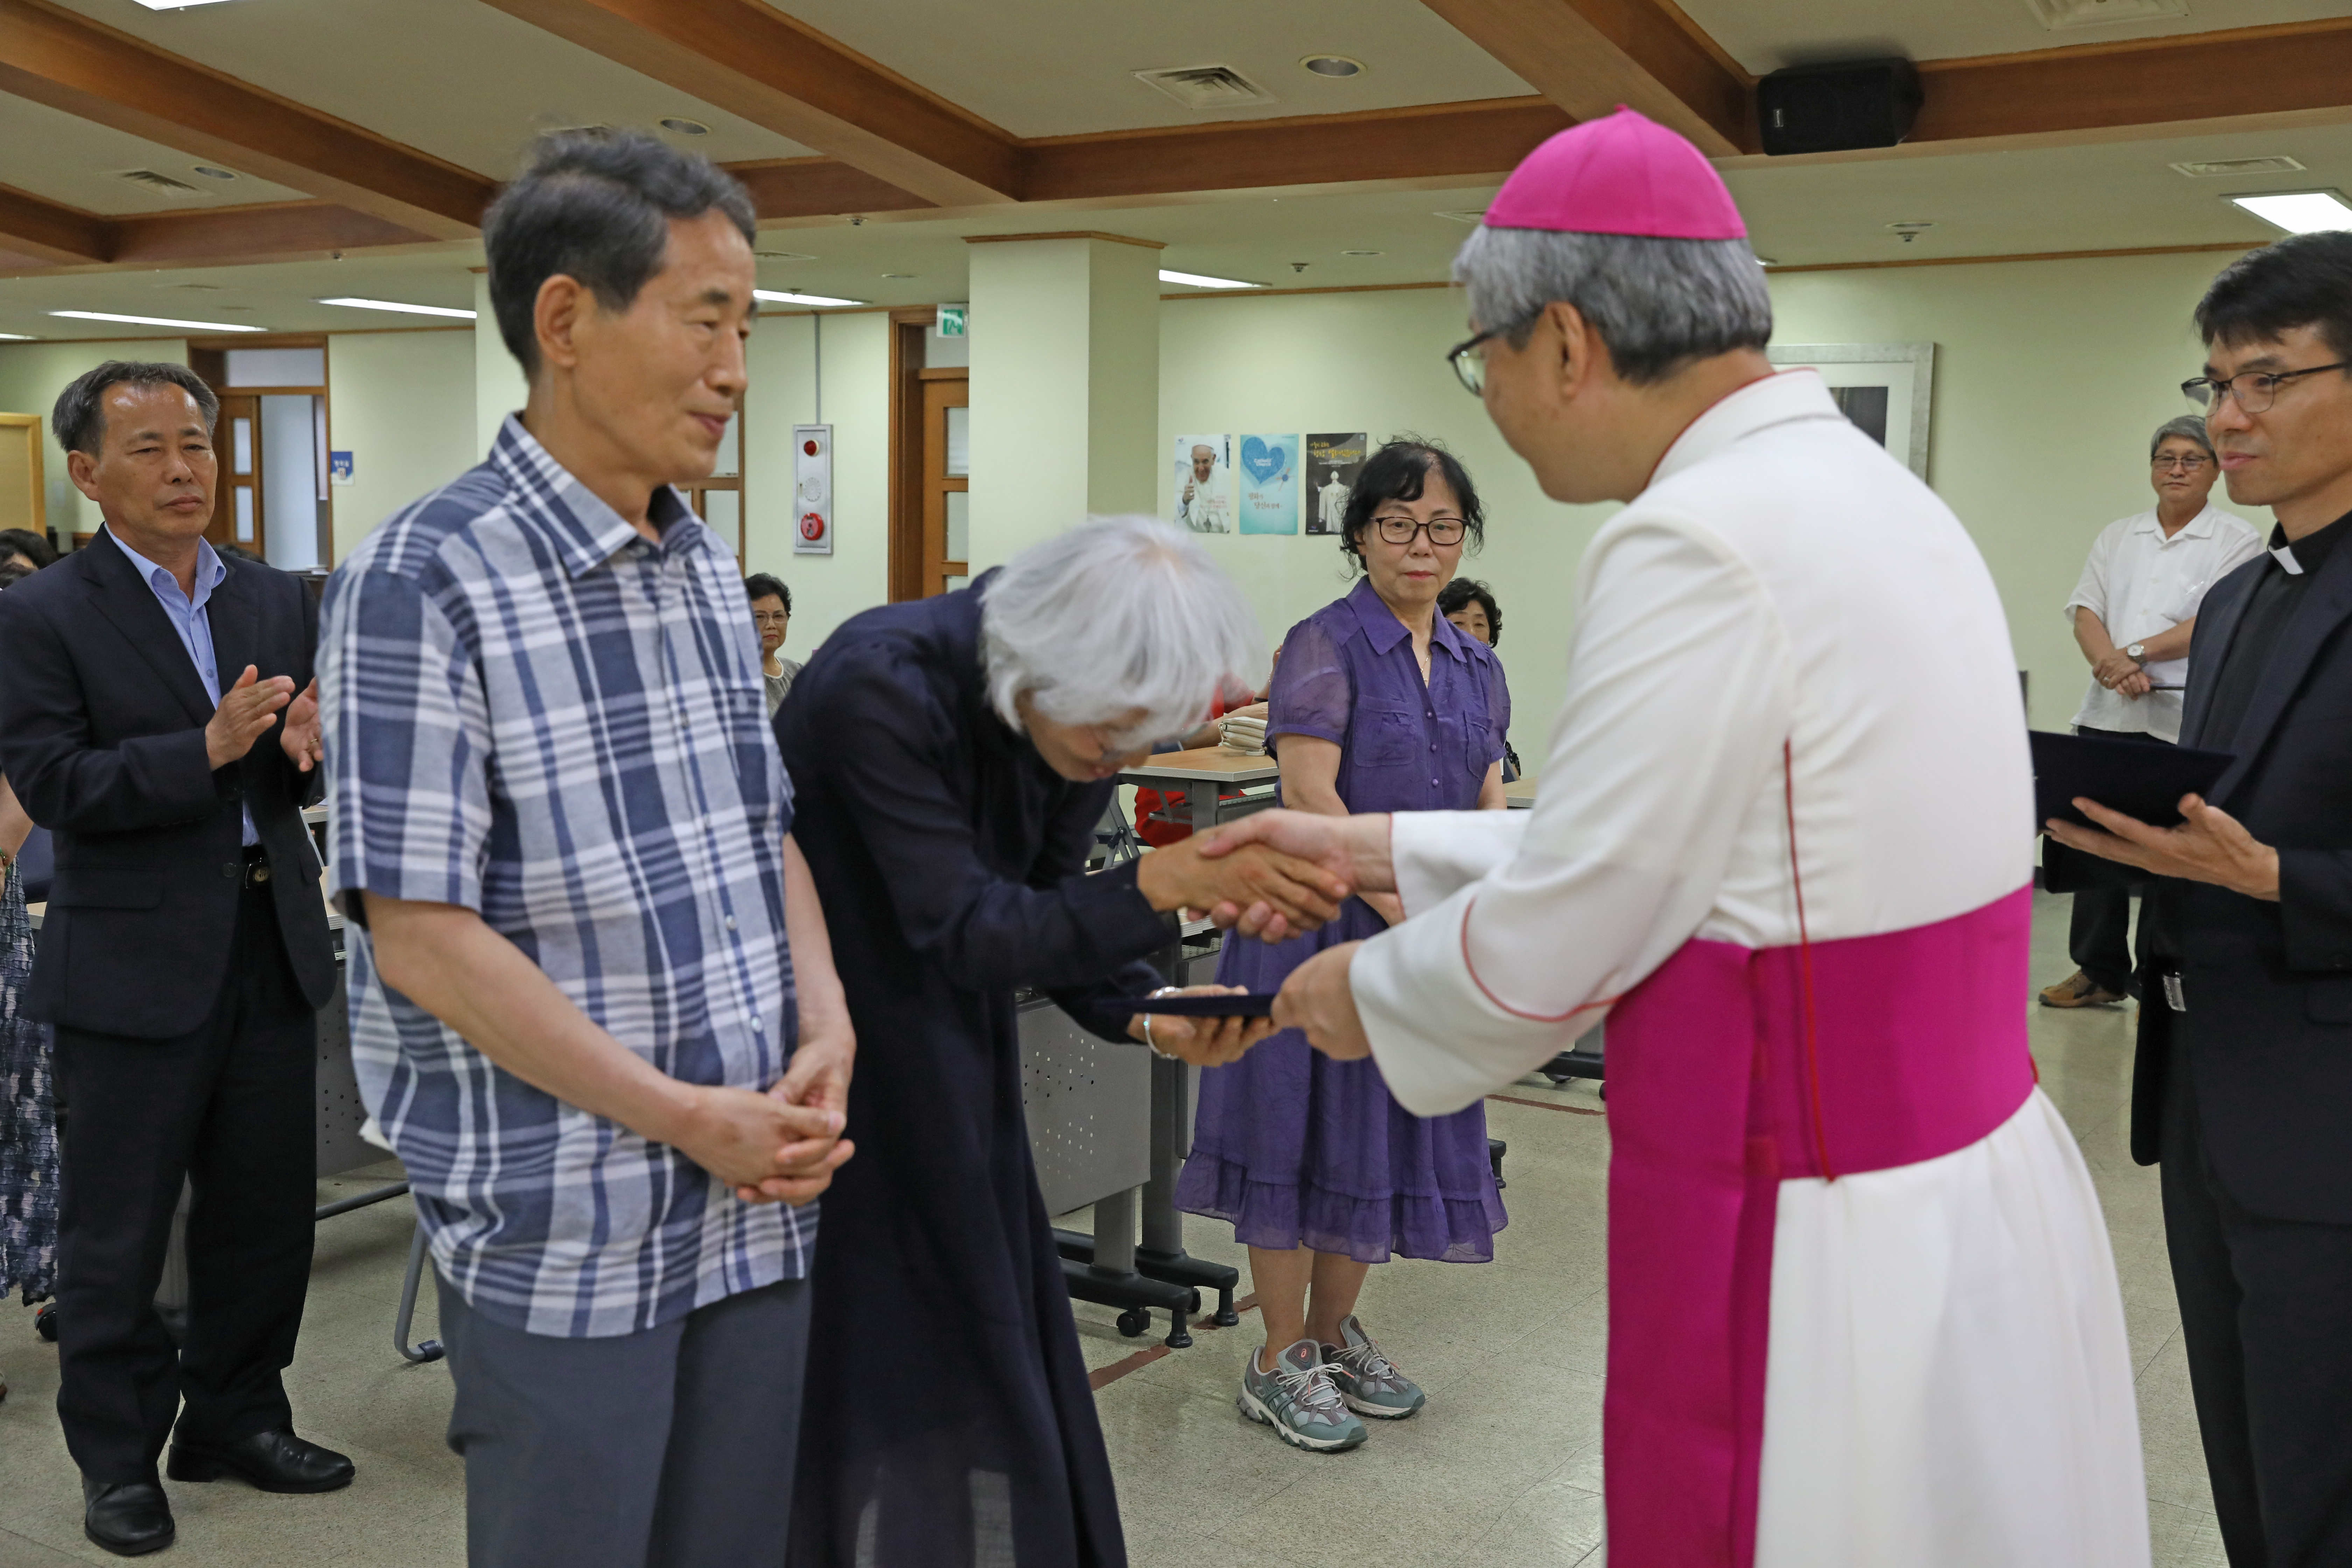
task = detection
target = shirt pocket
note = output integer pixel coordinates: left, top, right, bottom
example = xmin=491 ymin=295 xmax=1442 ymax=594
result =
xmin=1350 ymin=705 xmax=1421 ymax=768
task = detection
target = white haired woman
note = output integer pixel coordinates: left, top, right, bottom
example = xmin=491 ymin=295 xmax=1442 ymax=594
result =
xmin=774 ymin=516 xmax=1349 ymax=1568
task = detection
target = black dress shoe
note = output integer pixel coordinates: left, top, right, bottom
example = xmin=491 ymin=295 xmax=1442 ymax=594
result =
xmin=83 ymin=1478 xmax=175 ymax=1557
xmin=166 ymin=1428 xmax=355 ymax=1494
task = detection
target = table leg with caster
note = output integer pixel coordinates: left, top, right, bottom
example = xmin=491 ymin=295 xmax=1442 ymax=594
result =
xmin=393 ymin=1220 xmax=444 ymax=1364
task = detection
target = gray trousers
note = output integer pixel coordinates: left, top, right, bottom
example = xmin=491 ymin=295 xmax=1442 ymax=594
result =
xmin=436 ymin=1273 xmax=811 ymax=1568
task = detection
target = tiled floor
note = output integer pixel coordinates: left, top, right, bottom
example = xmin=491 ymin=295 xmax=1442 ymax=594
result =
xmin=0 ymin=891 xmax=2222 ymax=1566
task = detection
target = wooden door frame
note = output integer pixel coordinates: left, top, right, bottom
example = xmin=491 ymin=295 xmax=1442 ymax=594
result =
xmin=189 ymin=336 xmax=333 ymax=567
xmin=0 ymin=413 xmax=44 ymax=544
xmin=919 ymin=371 xmax=969 ymax=599
xmin=887 ymin=305 xmax=939 ymax=602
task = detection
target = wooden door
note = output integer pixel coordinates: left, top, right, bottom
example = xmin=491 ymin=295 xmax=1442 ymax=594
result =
xmin=208 ymin=393 xmax=262 ymax=555
xmin=919 ymin=369 xmax=968 ymax=597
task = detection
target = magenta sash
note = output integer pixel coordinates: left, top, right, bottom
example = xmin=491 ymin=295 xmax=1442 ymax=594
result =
xmin=1598 ymin=884 xmax=2036 ymax=1567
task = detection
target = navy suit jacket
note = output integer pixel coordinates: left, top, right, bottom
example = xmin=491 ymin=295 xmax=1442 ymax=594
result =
xmin=0 ymin=529 xmax=335 ymax=1038
xmin=2114 ymin=533 xmax=2352 ymax=1219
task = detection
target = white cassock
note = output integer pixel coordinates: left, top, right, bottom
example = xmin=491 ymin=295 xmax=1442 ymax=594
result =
xmin=1352 ymin=372 xmax=2148 ymax=1568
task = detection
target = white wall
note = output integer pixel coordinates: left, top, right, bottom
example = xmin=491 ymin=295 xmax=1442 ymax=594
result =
xmin=743 ymin=310 xmax=890 ymax=665
xmin=0 ymin=337 xmax=188 ymax=544
xmin=326 ymin=327 xmax=475 ymax=560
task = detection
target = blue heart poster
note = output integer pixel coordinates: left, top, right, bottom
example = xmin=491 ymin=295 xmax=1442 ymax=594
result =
xmin=1238 ymin=433 xmax=1300 ymax=535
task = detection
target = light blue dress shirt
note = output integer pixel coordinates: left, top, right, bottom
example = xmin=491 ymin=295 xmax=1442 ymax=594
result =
xmin=108 ymin=532 xmax=258 ymax=845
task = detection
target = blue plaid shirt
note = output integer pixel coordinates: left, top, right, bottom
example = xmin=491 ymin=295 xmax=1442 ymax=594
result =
xmin=320 ymin=416 xmax=809 ymax=1338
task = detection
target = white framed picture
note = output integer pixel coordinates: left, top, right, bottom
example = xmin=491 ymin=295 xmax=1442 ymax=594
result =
xmin=1766 ymin=342 xmax=1936 ymax=480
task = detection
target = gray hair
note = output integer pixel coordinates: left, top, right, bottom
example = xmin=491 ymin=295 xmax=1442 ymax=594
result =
xmin=980 ymin=515 xmax=1266 ymax=746
xmin=1452 ymin=226 xmax=1772 ymax=384
xmin=2150 ymin=414 xmax=2214 ymax=460
xmin=51 ymin=360 xmax=218 ymax=457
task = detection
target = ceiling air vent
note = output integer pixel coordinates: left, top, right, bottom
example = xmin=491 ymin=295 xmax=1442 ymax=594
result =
xmin=2022 ymin=0 xmax=2187 ymax=29
xmin=1134 ymin=65 xmax=1276 ymax=111
xmin=2172 ymin=155 xmax=2307 ymax=178
xmin=114 ymin=168 xmax=206 ymax=198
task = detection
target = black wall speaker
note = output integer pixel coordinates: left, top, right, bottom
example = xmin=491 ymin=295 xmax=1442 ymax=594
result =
xmin=1757 ymin=59 xmax=1922 ymax=156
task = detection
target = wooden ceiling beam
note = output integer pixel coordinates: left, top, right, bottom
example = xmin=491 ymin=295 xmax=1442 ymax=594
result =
xmin=0 ymin=0 xmax=493 ymax=239
xmin=478 ymin=0 xmax=1024 ymax=206
xmin=1913 ymin=18 xmax=2352 ymax=147
xmin=725 ymin=159 xmax=936 ymax=222
xmin=1416 ymin=0 xmax=1753 ymax=157
xmin=0 ymin=182 xmax=108 ymax=264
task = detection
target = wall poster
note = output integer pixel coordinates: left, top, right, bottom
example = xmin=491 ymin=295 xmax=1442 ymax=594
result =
xmin=1764 ymin=343 xmax=1936 ymax=479
xmin=1173 ymin=434 xmax=1233 ymax=532
xmin=1304 ymin=432 xmax=1366 ymax=535
xmin=1237 ymin=433 xmax=1300 ymax=535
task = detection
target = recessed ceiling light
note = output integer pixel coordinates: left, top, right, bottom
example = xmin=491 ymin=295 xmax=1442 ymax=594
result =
xmin=317 ymin=297 xmax=477 ymax=319
xmin=1158 ymin=268 xmax=1263 ymax=290
xmin=190 ymin=165 xmax=238 ymax=181
xmin=1339 ymin=249 xmax=1384 ymax=257
xmin=2229 ymin=189 xmax=2352 ymax=235
xmin=1755 ymin=256 xmax=1778 ymax=266
xmin=50 ymin=309 xmax=264 ymax=332
xmin=753 ymin=288 xmax=866 ymax=308
xmin=1300 ymin=55 xmax=1364 ymax=78
xmin=659 ymin=118 xmax=711 ymax=137
xmin=159 ymin=282 xmax=222 ymax=291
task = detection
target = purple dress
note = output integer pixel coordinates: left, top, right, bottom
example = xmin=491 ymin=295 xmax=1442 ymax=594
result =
xmin=1176 ymin=577 xmax=1510 ymax=1263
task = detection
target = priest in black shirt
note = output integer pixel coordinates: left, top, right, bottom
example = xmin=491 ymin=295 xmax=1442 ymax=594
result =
xmin=2048 ymin=232 xmax=2352 ymax=1568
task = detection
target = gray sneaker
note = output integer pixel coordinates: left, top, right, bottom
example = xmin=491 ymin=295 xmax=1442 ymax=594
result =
xmin=1238 ymin=1338 xmax=1368 ymax=1452
xmin=1321 ymin=1315 xmax=1425 ymax=1419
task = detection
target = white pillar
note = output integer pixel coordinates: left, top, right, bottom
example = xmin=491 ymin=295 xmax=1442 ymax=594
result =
xmin=473 ymin=271 xmax=527 ymax=459
xmin=965 ymin=234 xmax=1161 ymax=572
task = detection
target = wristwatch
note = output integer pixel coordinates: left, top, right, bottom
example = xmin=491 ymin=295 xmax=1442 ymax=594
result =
xmin=2125 ymin=642 xmax=2147 ymax=662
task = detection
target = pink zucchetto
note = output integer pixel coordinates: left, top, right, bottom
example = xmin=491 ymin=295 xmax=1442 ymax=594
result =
xmin=1483 ymin=106 xmax=1746 ymax=241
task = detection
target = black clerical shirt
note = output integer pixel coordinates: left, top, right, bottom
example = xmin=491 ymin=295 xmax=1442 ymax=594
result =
xmin=2197 ymin=507 xmax=2352 ymax=751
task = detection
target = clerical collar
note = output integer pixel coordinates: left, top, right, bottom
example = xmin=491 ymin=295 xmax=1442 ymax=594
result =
xmin=2267 ymin=507 xmax=2352 ymax=577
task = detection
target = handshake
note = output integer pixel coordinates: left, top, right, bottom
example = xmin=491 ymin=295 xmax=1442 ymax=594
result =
xmin=1130 ymin=806 xmax=1397 ymax=943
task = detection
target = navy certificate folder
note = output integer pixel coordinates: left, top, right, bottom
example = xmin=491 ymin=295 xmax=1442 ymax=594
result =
xmin=2029 ymin=729 xmax=2234 ymax=831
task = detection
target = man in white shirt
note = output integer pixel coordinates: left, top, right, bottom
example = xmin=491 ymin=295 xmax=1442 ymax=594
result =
xmin=2041 ymin=416 xmax=2262 ymax=1009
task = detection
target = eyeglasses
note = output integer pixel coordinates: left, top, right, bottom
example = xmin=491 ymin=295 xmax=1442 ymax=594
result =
xmin=2181 ymin=361 xmax=2350 ymax=414
xmin=751 ymin=612 xmax=789 ymax=626
xmin=2151 ymin=453 xmax=2212 ymax=472
xmin=1372 ymin=513 xmax=1468 ymax=546
xmin=1445 ymin=311 xmax=1540 ymax=396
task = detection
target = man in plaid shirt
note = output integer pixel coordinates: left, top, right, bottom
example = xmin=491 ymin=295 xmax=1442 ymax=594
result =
xmin=320 ymin=132 xmax=851 ymax=1568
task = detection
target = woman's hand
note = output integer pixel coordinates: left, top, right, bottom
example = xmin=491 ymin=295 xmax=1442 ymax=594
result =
xmin=1128 ymin=986 xmax=1276 ymax=1066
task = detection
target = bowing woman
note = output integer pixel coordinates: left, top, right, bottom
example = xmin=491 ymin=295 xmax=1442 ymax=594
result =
xmin=1176 ymin=439 xmax=1511 ymax=1454
xmin=776 ymin=516 xmax=1349 ymax=1568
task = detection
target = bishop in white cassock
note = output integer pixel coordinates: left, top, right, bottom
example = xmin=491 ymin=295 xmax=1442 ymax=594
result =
xmin=1208 ymin=110 xmax=2149 ymax=1568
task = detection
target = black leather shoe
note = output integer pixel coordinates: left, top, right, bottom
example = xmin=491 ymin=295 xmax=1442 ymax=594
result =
xmin=83 ymin=1478 xmax=175 ymax=1557
xmin=166 ymin=1428 xmax=355 ymax=1494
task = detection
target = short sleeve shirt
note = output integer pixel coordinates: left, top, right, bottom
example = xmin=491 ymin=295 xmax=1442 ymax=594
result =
xmin=1268 ymin=576 xmax=1510 ymax=814
xmin=2066 ymin=503 xmax=2264 ymax=741
xmin=320 ymin=416 xmax=808 ymax=1338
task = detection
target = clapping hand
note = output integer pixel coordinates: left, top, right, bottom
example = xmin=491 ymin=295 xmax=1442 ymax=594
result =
xmin=205 ymin=665 xmax=295 ymax=769
xmin=1129 ymin=986 xmax=1275 ymax=1066
xmin=280 ymin=678 xmax=323 ymax=771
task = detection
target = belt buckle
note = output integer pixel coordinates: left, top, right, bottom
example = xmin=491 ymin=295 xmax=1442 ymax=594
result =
xmin=2162 ymin=972 xmax=2186 ymax=1013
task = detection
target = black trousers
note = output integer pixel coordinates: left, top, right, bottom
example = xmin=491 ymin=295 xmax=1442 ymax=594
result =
xmin=53 ymin=881 xmax=318 ymax=1484
xmin=2161 ymin=1022 xmax=2352 ymax=1567
xmin=2067 ymin=724 xmax=2172 ymax=992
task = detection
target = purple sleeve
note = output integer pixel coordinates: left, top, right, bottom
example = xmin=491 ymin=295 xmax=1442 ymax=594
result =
xmin=1266 ymin=612 xmax=1351 ymax=754
xmin=1485 ymin=652 xmax=1512 ymax=765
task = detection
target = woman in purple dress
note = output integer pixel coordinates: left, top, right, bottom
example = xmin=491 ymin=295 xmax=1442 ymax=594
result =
xmin=1176 ymin=439 xmax=1510 ymax=1453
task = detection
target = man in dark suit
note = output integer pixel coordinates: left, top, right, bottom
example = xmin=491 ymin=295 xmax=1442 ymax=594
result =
xmin=2047 ymin=233 xmax=2352 ymax=1567
xmin=0 ymin=362 xmax=349 ymax=1557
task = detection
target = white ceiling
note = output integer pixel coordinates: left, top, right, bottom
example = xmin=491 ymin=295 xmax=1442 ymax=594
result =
xmin=765 ymin=0 xmax=1534 ymax=139
xmin=0 ymin=93 xmax=312 ymax=216
xmin=1679 ymin=0 xmax=2352 ymax=74
xmin=42 ymin=0 xmax=822 ymax=182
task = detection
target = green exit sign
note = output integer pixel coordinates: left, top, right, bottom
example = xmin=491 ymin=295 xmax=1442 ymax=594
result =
xmin=936 ymin=303 xmax=967 ymax=337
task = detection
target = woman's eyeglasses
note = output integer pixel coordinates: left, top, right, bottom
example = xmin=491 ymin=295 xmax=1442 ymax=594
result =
xmin=751 ymin=612 xmax=789 ymax=627
xmin=1371 ymin=514 xmax=1467 ymax=546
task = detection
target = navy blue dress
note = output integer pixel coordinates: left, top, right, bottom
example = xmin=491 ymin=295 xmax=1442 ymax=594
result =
xmin=1176 ymin=578 xmax=1510 ymax=1263
xmin=777 ymin=576 xmax=1166 ymax=1568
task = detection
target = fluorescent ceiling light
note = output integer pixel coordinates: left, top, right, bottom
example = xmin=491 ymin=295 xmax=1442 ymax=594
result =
xmin=317 ymin=296 xmax=476 ymax=319
xmin=1158 ymin=269 xmax=1263 ymax=289
xmin=128 ymin=0 xmax=237 ymax=8
xmin=753 ymin=288 xmax=865 ymax=307
xmin=2229 ymin=190 xmax=2352 ymax=235
xmin=50 ymin=309 xmax=264 ymax=332
xmin=0 ymin=332 xmax=36 ymax=341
